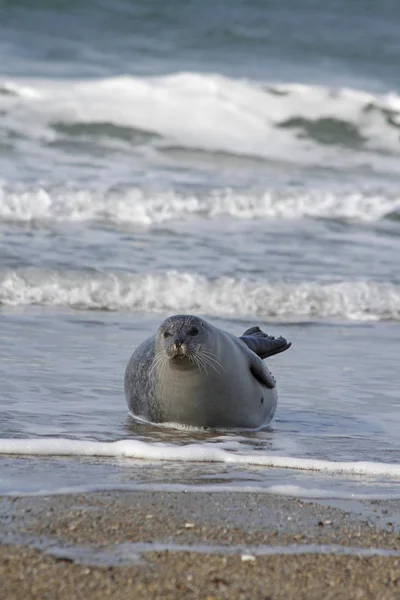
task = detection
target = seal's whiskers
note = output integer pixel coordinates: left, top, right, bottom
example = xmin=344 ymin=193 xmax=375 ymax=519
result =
xmin=198 ymin=349 xmax=224 ymax=373
xmin=184 ymin=315 xmax=193 ymax=329
xmin=191 ymin=351 xmax=209 ymax=375
xmin=149 ymin=350 xmax=166 ymax=378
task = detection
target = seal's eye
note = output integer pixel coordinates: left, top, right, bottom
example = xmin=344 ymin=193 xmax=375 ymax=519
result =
xmin=163 ymin=331 xmax=172 ymax=339
xmin=187 ymin=326 xmax=199 ymax=336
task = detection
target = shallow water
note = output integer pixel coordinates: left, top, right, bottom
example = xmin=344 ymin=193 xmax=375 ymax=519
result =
xmin=3 ymin=535 xmax=400 ymax=568
xmin=0 ymin=308 xmax=398 ymax=498
xmin=0 ymin=0 xmax=399 ymax=500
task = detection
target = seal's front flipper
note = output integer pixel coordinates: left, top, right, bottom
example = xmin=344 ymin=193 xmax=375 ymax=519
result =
xmin=249 ymin=354 xmax=276 ymax=389
xmin=241 ymin=326 xmax=291 ymax=359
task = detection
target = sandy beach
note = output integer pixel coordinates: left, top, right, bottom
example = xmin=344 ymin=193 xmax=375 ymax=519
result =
xmin=1 ymin=491 xmax=399 ymax=599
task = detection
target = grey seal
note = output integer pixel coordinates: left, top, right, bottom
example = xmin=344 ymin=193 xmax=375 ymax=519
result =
xmin=124 ymin=315 xmax=291 ymax=429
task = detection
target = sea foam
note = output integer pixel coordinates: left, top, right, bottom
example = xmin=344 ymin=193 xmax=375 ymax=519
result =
xmin=1 ymin=185 xmax=399 ymax=225
xmin=0 ymin=438 xmax=399 ymax=477
xmin=1 ymin=268 xmax=399 ymax=321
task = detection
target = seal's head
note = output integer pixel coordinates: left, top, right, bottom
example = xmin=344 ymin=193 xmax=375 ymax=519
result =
xmin=157 ymin=315 xmax=208 ymax=362
xmin=153 ymin=315 xmax=222 ymax=375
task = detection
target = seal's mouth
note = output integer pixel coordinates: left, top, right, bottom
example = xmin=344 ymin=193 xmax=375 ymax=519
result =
xmin=171 ymin=352 xmax=185 ymax=360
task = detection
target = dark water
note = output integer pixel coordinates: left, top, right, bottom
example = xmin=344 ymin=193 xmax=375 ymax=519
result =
xmin=0 ymin=0 xmax=399 ymax=498
xmin=2 ymin=0 xmax=400 ymax=89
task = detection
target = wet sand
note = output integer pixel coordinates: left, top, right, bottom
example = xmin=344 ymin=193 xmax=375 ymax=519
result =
xmin=1 ymin=491 xmax=399 ymax=599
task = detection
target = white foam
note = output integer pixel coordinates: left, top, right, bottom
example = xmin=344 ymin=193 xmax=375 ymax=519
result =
xmin=1 ymin=269 xmax=399 ymax=320
xmin=0 ymin=80 xmax=42 ymax=99
xmin=2 ymin=72 xmax=400 ymax=172
xmin=0 ymin=438 xmax=399 ymax=477
xmin=0 ymin=185 xmax=399 ymax=224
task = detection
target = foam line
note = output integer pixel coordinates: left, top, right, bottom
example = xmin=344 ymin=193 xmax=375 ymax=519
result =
xmin=1 ymin=186 xmax=399 ymax=224
xmin=1 ymin=269 xmax=399 ymax=321
xmin=0 ymin=438 xmax=399 ymax=477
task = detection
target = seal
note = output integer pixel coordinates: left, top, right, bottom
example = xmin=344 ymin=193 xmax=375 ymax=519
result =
xmin=124 ymin=315 xmax=291 ymax=429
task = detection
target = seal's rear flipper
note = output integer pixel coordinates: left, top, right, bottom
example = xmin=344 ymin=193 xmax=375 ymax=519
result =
xmin=241 ymin=326 xmax=291 ymax=359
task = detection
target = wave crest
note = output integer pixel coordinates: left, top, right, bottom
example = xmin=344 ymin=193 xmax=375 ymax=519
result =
xmin=1 ymin=269 xmax=399 ymax=321
xmin=2 ymin=73 xmax=400 ymax=172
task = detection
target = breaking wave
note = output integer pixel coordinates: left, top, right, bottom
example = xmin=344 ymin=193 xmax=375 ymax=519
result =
xmin=1 ymin=269 xmax=399 ymax=321
xmin=1 ymin=185 xmax=399 ymax=225
xmin=1 ymin=72 xmax=400 ymax=172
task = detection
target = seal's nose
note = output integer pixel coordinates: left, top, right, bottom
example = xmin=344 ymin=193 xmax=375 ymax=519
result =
xmin=174 ymin=336 xmax=185 ymax=348
xmin=172 ymin=338 xmax=186 ymax=354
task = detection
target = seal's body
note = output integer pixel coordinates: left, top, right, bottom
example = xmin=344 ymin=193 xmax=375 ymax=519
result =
xmin=124 ymin=315 xmax=291 ymax=429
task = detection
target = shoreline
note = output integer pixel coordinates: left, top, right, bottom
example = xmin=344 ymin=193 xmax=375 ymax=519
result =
xmin=1 ymin=490 xmax=399 ymax=599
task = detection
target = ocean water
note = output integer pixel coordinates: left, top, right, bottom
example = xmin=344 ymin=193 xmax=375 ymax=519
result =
xmin=0 ymin=0 xmax=399 ymax=500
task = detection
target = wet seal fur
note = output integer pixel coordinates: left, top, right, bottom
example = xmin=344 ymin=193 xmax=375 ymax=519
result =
xmin=124 ymin=315 xmax=291 ymax=429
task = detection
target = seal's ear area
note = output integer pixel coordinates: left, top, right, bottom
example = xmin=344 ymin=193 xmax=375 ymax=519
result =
xmin=241 ymin=326 xmax=291 ymax=359
xmin=249 ymin=355 xmax=276 ymax=389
